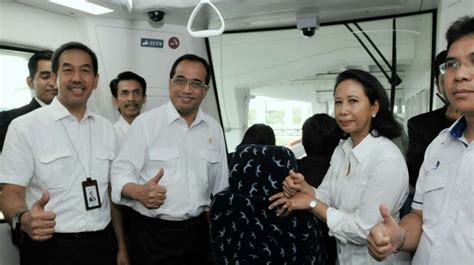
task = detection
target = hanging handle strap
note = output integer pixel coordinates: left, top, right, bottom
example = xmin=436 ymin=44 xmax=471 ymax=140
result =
xmin=187 ymin=0 xmax=225 ymax=38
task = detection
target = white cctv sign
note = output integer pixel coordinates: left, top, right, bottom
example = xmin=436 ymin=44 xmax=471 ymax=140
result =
xmin=141 ymin=38 xmax=164 ymax=48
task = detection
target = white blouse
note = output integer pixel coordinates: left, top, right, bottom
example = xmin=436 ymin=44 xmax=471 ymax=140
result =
xmin=316 ymin=133 xmax=411 ymax=265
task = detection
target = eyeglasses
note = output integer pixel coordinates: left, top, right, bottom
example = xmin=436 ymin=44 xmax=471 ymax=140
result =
xmin=439 ymin=59 xmax=474 ymax=74
xmin=170 ymin=78 xmax=208 ymax=90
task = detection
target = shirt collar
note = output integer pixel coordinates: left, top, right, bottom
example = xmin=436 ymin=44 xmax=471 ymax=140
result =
xmin=166 ymin=100 xmax=206 ymax=127
xmin=449 ymin=116 xmax=466 ymax=139
xmin=117 ymin=115 xmax=131 ymax=131
xmin=34 ymin=97 xmax=48 ymax=107
xmin=342 ymin=133 xmax=377 ymax=162
xmin=50 ymin=97 xmax=95 ymax=122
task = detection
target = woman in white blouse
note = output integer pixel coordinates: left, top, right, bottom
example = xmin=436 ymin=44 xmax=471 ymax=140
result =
xmin=270 ymin=69 xmax=411 ymax=265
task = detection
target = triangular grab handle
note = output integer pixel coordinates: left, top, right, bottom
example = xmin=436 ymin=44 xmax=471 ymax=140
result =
xmin=187 ymin=0 xmax=225 ymax=38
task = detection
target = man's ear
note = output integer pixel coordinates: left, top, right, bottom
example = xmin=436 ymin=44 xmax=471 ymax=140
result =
xmin=112 ymin=97 xmax=118 ymax=107
xmin=93 ymin=73 xmax=99 ymax=90
xmin=26 ymin=76 xmax=34 ymax=90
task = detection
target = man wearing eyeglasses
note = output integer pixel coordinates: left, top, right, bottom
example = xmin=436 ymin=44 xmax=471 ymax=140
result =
xmin=111 ymin=54 xmax=228 ymax=265
xmin=368 ymin=16 xmax=474 ymax=265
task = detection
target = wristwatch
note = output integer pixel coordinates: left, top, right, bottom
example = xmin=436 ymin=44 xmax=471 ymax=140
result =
xmin=12 ymin=210 xmax=28 ymax=231
xmin=308 ymin=199 xmax=318 ymax=211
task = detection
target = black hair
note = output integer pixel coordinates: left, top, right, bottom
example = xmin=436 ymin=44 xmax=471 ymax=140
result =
xmin=169 ymin=54 xmax=211 ymax=85
xmin=52 ymin=42 xmax=98 ymax=76
xmin=109 ymin=71 xmax=147 ymax=98
xmin=446 ymin=16 xmax=474 ymax=51
xmin=433 ymin=50 xmax=447 ymax=82
xmin=240 ymin=123 xmax=276 ymax=146
xmin=28 ymin=50 xmax=53 ymax=78
xmin=334 ymin=69 xmax=402 ymax=139
xmin=302 ymin=114 xmax=342 ymax=157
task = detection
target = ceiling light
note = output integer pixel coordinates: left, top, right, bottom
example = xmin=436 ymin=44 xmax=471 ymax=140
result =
xmin=50 ymin=0 xmax=113 ymax=15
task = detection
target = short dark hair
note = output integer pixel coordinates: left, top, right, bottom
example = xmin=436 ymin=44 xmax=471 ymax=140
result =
xmin=446 ymin=16 xmax=474 ymax=51
xmin=169 ymin=54 xmax=211 ymax=85
xmin=334 ymin=69 xmax=402 ymax=139
xmin=433 ymin=50 xmax=447 ymax=82
xmin=302 ymin=114 xmax=342 ymax=157
xmin=240 ymin=123 xmax=276 ymax=146
xmin=52 ymin=42 xmax=98 ymax=76
xmin=28 ymin=50 xmax=53 ymax=78
xmin=109 ymin=71 xmax=147 ymax=98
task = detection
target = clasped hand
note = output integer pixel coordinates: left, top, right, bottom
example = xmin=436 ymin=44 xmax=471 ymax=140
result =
xmin=268 ymin=170 xmax=314 ymax=217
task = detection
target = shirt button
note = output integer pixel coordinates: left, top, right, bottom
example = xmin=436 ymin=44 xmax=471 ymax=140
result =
xmin=435 ymin=242 xmax=442 ymax=248
xmin=448 ymin=212 xmax=454 ymax=219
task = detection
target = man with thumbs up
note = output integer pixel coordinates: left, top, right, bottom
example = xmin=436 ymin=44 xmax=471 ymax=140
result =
xmin=0 ymin=42 xmax=127 ymax=265
xmin=368 ymin=16 xmax=474 ymax=265
xmin=111 ymin=54 xmax=228 ymax=265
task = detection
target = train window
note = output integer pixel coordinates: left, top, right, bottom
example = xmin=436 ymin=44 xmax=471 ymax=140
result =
xmin=0 ymin=48 xmax=34 ymax=111
xmin=209 ymin=12 xmax=434 ymax=154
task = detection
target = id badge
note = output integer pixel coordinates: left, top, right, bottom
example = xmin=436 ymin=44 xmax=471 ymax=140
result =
xmin=82 ymin=178 xmax=101 ymax=210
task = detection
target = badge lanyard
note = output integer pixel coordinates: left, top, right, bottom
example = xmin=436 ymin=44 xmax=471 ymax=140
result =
xmin=60 ymin=118 xmax=101 ymax=210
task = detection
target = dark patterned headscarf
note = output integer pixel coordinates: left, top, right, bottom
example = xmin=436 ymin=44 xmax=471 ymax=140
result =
xmin=210 ymin=144 xmax=329 ymax=265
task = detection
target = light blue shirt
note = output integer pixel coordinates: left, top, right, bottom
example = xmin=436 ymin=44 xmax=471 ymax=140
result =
xmin=412 ymin=117 xmax=474 ymax=265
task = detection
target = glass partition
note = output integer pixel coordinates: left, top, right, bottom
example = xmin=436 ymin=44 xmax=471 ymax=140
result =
xmin=209 ymin=12 xmax=434 ymax=155
xmin=0 ymin=48 xmax=34 ymax=111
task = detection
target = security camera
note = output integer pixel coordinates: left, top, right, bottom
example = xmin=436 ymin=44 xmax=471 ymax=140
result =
xmin=301 ymin=27 xmax=316 ymax=37
xmin=297 ymin=13 xmax=319 ymax=38
xmin=148 ymin=10 xmax=165 ymax=22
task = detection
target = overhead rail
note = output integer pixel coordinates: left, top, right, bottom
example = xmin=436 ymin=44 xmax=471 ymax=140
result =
xmin=187 ymin=0 xmax=225 ymax=38
xmin=345 ymin=21 xmax=401 ymax=112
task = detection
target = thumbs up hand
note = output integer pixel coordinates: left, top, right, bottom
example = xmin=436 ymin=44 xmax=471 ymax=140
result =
xmin=22 ymin=191 xmax=56 ymax=241
xmin=367 ymin=204 xmax=405 ymax=261
xmin=135 ymin=168 xmax=167 ymax=209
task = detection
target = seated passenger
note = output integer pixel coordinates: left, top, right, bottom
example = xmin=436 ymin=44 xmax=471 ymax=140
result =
xmin=211 ymin=144 xmax=329 ymax=265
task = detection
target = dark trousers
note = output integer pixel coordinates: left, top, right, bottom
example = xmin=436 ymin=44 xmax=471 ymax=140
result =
xmin=129 ymin=210 xmax=212 ymax=265
xmin=16 ymin=223 xmax=117 ymax=265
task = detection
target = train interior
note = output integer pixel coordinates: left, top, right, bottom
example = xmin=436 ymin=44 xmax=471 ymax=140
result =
xmin=1 ymin=0 xmax=473 ymax=263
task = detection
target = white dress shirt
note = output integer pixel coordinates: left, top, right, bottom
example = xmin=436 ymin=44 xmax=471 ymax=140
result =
xmin=411 ymin=117 xmax=474 ymax=265
xmin=111 ymin=100 xmax=229 ymax=221
xmin=316 ymin=133 xmax=410 ymax=265
xmin=0 ymin=98 xmax=116 ymax=233
xmin=114 ymin=115 xmax=131 ymax=148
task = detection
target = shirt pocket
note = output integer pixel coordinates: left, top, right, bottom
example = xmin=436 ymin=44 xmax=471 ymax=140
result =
xmin=422 ymin=173 xmax=446 ymax=227
xmin=149 ymin=148 xmax=179 ymax=186
xmin=199 ymin=150 xmax=220 ymax=186
xmin=38 ymin=150 xmax=73 ymax=190
xmin=94 ymin=151 xmax=115 ymax=184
